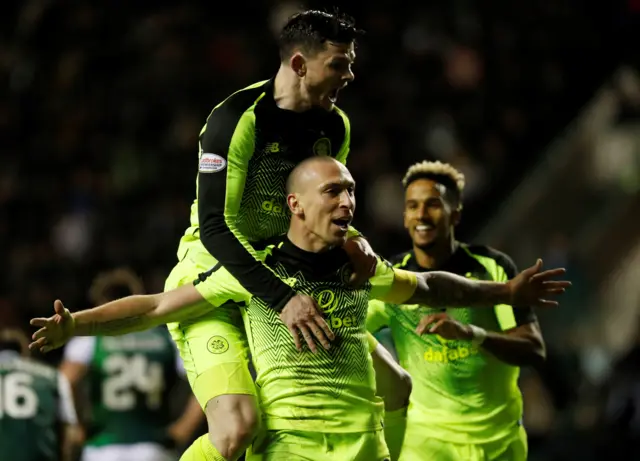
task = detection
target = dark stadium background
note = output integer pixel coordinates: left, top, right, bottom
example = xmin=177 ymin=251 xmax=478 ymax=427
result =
xmin=1 ymin=1 xmax=639 ymax=459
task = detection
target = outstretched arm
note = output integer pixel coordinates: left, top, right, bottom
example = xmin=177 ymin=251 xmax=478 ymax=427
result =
xmin=377 ymin=259 xmax=570 ymax=309
xmin=30 ymin=284 xmax=207 ymax=353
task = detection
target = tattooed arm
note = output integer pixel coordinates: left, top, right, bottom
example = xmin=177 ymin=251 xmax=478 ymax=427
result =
xmin=407 ymin=271 xmax=511 ymax=307
xmin=74 ymin=284 xmax=209 ymax=335
xmin=30 ymin=285 xmax=210 ymax=353
xmin=376 ymin=260 xmax=569 ymax=309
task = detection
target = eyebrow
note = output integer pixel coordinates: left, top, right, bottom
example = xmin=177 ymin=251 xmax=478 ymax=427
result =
xmin=322 ymin=179 xmax=355 ymax=189
xmin=328 ymin=54 xmax=355 ymax=64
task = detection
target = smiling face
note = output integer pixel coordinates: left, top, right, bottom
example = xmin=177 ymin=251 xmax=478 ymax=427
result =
xmin=403 ymin=178 xmax=460 ymax=250
xmin=287 ymin=159 xmax=356 ymax=248
xmin=292 ymin=41 xmax=355 ymax=111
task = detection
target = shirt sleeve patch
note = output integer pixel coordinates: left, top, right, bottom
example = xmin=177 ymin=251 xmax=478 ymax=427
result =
xmin=199 ymin=153 xmax=227 ymax=173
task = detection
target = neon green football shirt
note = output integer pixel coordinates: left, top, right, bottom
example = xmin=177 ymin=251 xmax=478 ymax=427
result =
xmin=367 ymin=244 xmax=537 ymax=444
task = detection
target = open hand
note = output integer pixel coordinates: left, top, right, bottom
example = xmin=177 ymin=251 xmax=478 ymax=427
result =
xmin=29 ymin=300 xmax=75 ymax=353
xmin=507 ymin=259 xmax=571 ymax=308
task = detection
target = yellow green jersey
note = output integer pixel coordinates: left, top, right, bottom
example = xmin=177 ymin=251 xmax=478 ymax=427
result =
xmin=367 ymin=244 xmax=537 ymax=444
xmin=195 ymin=236 xmax=402 ymax=433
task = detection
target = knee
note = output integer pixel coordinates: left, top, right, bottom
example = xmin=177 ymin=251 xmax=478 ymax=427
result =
xmin=212 ymin=412 xmax=258 ymax=455
xmin=205 ymin=395 xmax=259 ymax=459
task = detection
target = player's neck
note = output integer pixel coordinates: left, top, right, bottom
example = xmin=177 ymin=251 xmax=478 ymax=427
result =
xmin=287 ymin=223 xmax=334 ymax=254
xmin=413 ymin=239 xmax=458 ymax=270
xmin=274 ymin=66 xmax=313 ymax=112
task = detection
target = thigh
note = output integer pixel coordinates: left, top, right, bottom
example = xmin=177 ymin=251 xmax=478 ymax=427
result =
xmin=175 ymin=308 xmax=255 ymax=407
xmin=165 ymin=258 xmax=255 ymax=408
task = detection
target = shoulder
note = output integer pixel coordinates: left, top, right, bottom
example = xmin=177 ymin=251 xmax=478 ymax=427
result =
xmin=202 ymin=80 xmax=270 ymax=146
xmin=463 ymin=244 xmax=518 ymax=277
xmin=212 ymin=80 xmax=270 ymax=118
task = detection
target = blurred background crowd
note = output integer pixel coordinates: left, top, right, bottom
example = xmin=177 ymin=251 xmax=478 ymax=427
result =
xmin=2 ymin=0 xmax=640 ymax=459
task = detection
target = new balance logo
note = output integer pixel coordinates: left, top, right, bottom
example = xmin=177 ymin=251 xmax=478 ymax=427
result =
xmin=265 ymin=142 xmax=280 ymax=153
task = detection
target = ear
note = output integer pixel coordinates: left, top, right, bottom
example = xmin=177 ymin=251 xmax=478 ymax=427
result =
xmin=287 ymin=193 xmax=303 ymax=217
xmin=290 ymin=53 xmax=306 ymax=77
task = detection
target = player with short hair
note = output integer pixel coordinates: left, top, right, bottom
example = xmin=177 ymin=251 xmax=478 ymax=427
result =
xmin=161 ymin=10 xmax=375 ymax=459
xmin=30 ymin=157 xmax=570 ymax=461
xmin=60 ymin=268 xmax=204 ymax=461
xmin=0 ymin=328 xmax=79 ymax=461
xmin=367 ymin=160 xmax=549 ymax=460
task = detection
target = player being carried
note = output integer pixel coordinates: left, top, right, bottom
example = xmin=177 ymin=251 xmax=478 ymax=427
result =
xmin=30 ymin=157 xmax=571 ymax=461
xmin=60 ymin=268 xmax=204 ymax=461
xmin=368 ymin=160 xmax=551 ymax=460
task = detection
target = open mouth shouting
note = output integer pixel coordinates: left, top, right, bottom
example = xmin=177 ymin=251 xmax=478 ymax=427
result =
xmin=331 ymin=216 xmax=352 ymax=233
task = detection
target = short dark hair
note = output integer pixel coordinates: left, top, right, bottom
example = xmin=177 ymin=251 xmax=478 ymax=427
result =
xmin=278 ymin=9 xmax=363 ymax=61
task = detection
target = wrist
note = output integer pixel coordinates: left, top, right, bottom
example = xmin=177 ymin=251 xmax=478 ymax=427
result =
xmin=271 ymin=287 xmax=297 ymax=313
xmin=497 ymin=281 xmax=514 ymax=305
xmin=461 ymin=324 xmax=474 ymax=341
xmin=467 ymin=324 xmax=487 ymax=347
xmin=69 ymin=313 xmax=83 ymax=336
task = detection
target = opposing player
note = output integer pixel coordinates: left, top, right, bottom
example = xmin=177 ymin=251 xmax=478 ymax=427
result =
xmin=367 ymin=161 xmax=548 ymax=460
xmin=162 ymin=10 xmax=375 ymax=459
xmin=60 ymin=268 xmax=204 ymax=461
xmin=0 ymin=328 xmax=79 ymax=461
xmin=30 ymin=157 xmax=570 ymax=460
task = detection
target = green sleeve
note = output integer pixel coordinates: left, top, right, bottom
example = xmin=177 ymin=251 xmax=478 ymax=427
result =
xmin=369 ymin=257 xmax=396 ymax=300
xmin=367 ymin=300 xmax=391 ymax=334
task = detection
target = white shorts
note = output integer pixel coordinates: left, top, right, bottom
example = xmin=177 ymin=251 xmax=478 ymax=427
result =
xmin=81 ymin=443 xmax=176 ymax=461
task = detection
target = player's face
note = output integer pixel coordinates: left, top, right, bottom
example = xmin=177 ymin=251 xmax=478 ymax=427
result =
xmin=303 ymin=41 xmax=355 ymax=111
xmin=300 ymin=162 xmax=356 ymax=247
xmin=404 ymin=179 xmax=457 ymax=249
